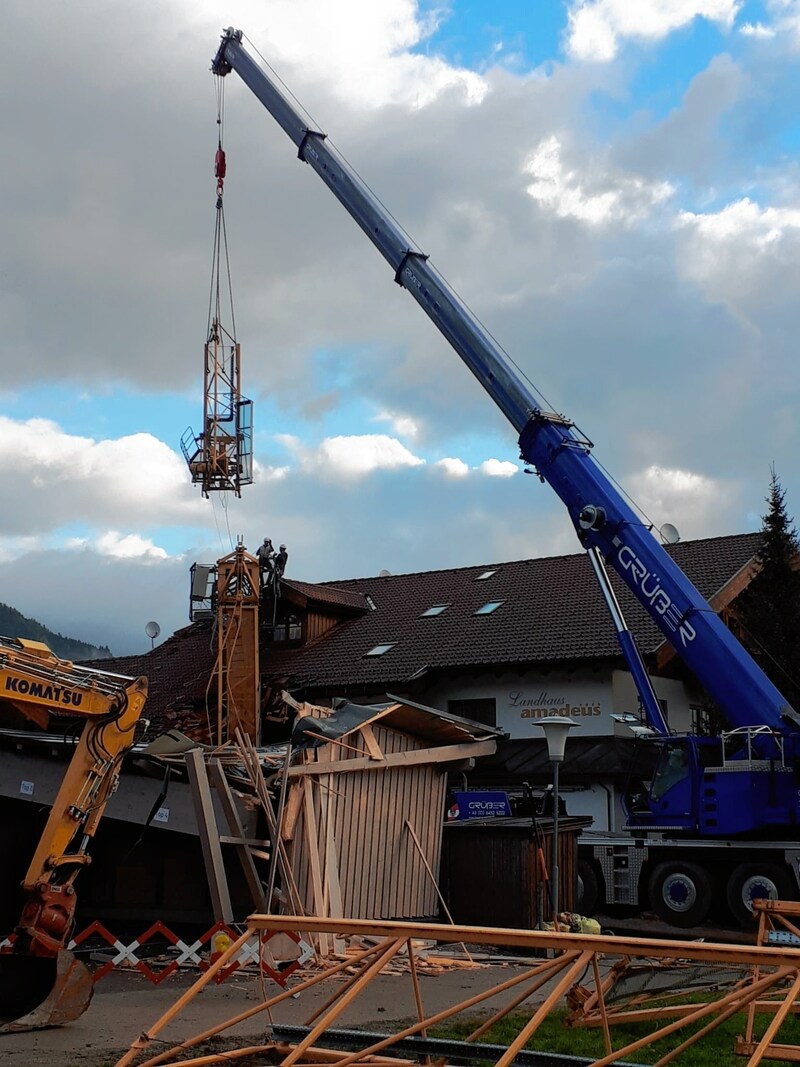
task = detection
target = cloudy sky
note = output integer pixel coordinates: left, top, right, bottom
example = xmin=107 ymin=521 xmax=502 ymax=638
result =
xmin=2 ymin=0 xmax=799 ymax=654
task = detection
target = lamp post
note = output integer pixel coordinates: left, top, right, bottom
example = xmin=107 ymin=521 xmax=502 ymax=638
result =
xmin=534 ymin=716 xmax=578 ymax=924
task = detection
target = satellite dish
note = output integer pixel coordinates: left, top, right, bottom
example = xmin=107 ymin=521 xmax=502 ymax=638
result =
xmin=145 ymin=621 xmax=161 ymax=639
xmin=378 ymin=568 xmax=392 ymax=577
xmin=659 ymin=523 xmax=681 ymax=545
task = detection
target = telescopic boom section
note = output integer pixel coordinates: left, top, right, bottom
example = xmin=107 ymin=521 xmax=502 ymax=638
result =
xmin=212 ymin=28 xmax=799 ymax=743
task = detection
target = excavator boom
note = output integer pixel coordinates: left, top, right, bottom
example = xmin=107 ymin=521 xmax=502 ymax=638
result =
xmin=0 ymin=636 xmax=148 ymax=1031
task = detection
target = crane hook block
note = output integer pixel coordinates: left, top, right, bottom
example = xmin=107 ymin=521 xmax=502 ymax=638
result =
xmin=215 ymin=147 xmax=226 ymax=193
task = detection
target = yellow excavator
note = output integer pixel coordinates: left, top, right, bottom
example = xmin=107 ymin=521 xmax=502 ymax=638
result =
xmin=0 ymin=635 xmax=147 ymax=1032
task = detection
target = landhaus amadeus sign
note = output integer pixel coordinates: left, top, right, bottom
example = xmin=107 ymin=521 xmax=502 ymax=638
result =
xmin=509 ymin=690 xmax=601 ymax=720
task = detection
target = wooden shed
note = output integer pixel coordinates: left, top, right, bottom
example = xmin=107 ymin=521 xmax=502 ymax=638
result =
xmin=281 ymin=699 xmax=500 ymax=929
xmin=441 ymin=815 xmax=592 ymax=929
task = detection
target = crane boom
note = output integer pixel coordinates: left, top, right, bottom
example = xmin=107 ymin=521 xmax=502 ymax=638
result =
xmin=211 ymin=29 xmax=798 ymax=747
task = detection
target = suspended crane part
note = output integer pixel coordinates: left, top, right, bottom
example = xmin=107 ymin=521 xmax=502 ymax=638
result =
xmin=182 ymin=77 xmax=253 ymax=498
xmin=0 ymin=637 xmax=148 ymax=1031
xmin=181 ymin=319 xmax=253 ymax=497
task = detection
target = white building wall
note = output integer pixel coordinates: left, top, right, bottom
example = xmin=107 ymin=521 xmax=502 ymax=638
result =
xmin=425 ymin=666 xmax=693 ymax=739
xmin=611 ymin=670 xmax=694 ymax=732
xmin=423 ymin=665 xmax=695 ymax=832
xmin=558 ymin=784 xmax=631 ymax=833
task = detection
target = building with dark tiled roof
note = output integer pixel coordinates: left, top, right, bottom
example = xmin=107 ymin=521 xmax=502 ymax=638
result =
xmin=89 ymin=532 xmax=764 ymax=831
xmin=265 ymin=532 xmax=759 ymax=720
xmin=256 ymin=532 xmax=762 ymax=830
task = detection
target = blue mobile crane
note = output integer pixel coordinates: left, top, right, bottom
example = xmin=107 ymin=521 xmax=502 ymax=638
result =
xmin=211 ymin=29 xmax=800 ymax=927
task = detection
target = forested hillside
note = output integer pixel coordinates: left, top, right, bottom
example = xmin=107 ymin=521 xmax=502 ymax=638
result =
xmin=0 ymin=603 xmax=112 ymax=661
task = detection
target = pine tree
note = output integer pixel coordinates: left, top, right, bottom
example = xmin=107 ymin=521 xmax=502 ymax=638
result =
xmin=735 ymin=468 xmax=800 ymax=710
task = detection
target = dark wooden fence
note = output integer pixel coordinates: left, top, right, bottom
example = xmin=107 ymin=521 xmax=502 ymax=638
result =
xmin=440 ymin=816 xmax=592 ymax=928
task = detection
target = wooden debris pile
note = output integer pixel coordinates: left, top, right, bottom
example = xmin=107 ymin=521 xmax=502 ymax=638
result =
xmin=157 ymin=692 xmax=498 ymax=962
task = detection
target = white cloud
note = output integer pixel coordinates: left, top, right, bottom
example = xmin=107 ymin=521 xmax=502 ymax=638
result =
xmin=0 ymin=417 xmax=205 ymax=536
xmin=567 ymin=0 xmax=742 ymax=61
xmin=435 ymin=457 xmax=470 ymax=478
xmin=739 ymin=21 xmax=776 ymax=37
xmin=525 ymin=136 xmax=674 ymax=225
xmin=373 ymin=409 xmax=421 ymax=440
xmin=254 ymin=460 xmax=291 ymax=482
xmin=480 ymin=459 xmax=519 ymax=478
xmin=211 ymin=0 xmax=487 ymax=109
xmin=627 ymin=464 xmax=740 ymax=537
xmin=674 ymin=198 xmax=800 ymax=298
xmin=0 ymin=536 xmax=41 ymax=565
xmin=678 ymin=197 xmax=800 ymax=243
xmin=279 ymin=432 xmax=425 ymax=481
xmin=740 ymin=2 xmax=800 ymax=47
xmin=68 ymin=531 xmax=170 ymax=561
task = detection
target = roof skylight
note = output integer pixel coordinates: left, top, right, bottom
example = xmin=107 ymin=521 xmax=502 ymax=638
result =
xmin=420 ymin=604 xmax=450 ymax=617
xmin=476 ymin=570 xmax=497 ymax=580
xmin=364 ymin=643 xmax=395 ymax=657
xmin=474 ymin=601 xmax=504 ymax=615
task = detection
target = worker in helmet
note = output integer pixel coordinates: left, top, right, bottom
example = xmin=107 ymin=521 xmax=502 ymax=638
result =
xmin=275 ymin=544 xmax=288 ymax=579
xmin=256 ymin=537 xmax=275 ymax=590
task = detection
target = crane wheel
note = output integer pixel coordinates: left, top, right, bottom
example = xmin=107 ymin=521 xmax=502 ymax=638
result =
xmin=648 ymin=860 xmax=713 ymax=928
xmin=726 ymin=863 xmax=793 ymax=928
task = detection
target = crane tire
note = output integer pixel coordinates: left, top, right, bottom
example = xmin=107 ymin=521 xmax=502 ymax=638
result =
xmin=648 ymin=861 xmax=713 ymax=928
xmin=576 ymin=859 xmax=600 ymax=916
xmin=726 ymin=863 xmax=794 ymax=928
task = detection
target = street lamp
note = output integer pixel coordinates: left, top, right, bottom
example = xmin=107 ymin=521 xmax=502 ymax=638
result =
xmin=534 ymin=716 xmax=579 ymax=925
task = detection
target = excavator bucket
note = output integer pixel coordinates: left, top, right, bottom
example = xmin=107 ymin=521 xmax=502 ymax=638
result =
xmin=0 ymin=950 xmax=93 ymax=1032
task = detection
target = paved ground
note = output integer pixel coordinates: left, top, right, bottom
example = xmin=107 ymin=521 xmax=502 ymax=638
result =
xmin=0 ymin=959 xmax=540 ymax=1067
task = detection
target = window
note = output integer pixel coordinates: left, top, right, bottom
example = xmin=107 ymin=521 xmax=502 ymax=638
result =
xmin=476 ymin=570 xmax=497 ymax=580
xmin=474 ymin=601 xmax=504 ymax=615
xmin=690 ymin=703 xmax=722 ymax=737
xmin=448 ymin=698 xmax=497 ymax=727
xmin=365 ymin=643 xmax=395 ymax=657
xmin=420 ymin=604 xmax=449 ymax=617
xmin=272 ymin=614 xmax=302 ymax=644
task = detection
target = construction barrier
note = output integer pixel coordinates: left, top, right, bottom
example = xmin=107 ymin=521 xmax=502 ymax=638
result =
xmin=0 ymin=921 xmax=313 ymax=987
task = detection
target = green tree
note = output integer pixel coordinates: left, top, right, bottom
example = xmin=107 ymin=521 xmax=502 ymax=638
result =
xmin=735 ymin=468 xmax=800 ymax=711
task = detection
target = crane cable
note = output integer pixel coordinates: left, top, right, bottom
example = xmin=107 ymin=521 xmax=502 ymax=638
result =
xmin=208 ymin=76 xmax=237 ymax=346
xmin=206 ymin=75 xmax=239 ymax=527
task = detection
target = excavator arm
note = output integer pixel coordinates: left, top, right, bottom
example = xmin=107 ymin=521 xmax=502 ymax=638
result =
xmin=0 ymin=636 xmax=148 ymax=1031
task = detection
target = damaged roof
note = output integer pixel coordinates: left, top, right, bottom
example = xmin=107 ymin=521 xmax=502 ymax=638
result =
xmin=82 ymin=620 xmax=216 ymax=734
xmin=293 ymin=694 xmax=504 ymax=749
xmin=266 ymin=532 xmax=761 ymax=692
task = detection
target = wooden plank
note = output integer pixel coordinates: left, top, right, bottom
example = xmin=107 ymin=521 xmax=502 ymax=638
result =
xmin=287 ymin=739 xmax=496 ymax=777
xmin=303 ymin=776 xmax=330 ymax=954
xmin=405 ymin=819 xmax=462 ymax=933
xmin=281 ymin=781 xmax=304 ymax=842
xmin=339 ymin=752 xmax=361 ymax=917
xmin=185 ymin=749 xmax=233 ymax=923
xmin=360 ymin=723 xmax=384 ymax=761
xmin=232 ymin=730 xmax=307 ymax=919
xmin=209 ymin=759 xmax=266 ymax=911
xmin=301 ymin=730 xmax=367 ymax=756
xmin=319 ymin=747 xmax=346 ymax=955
